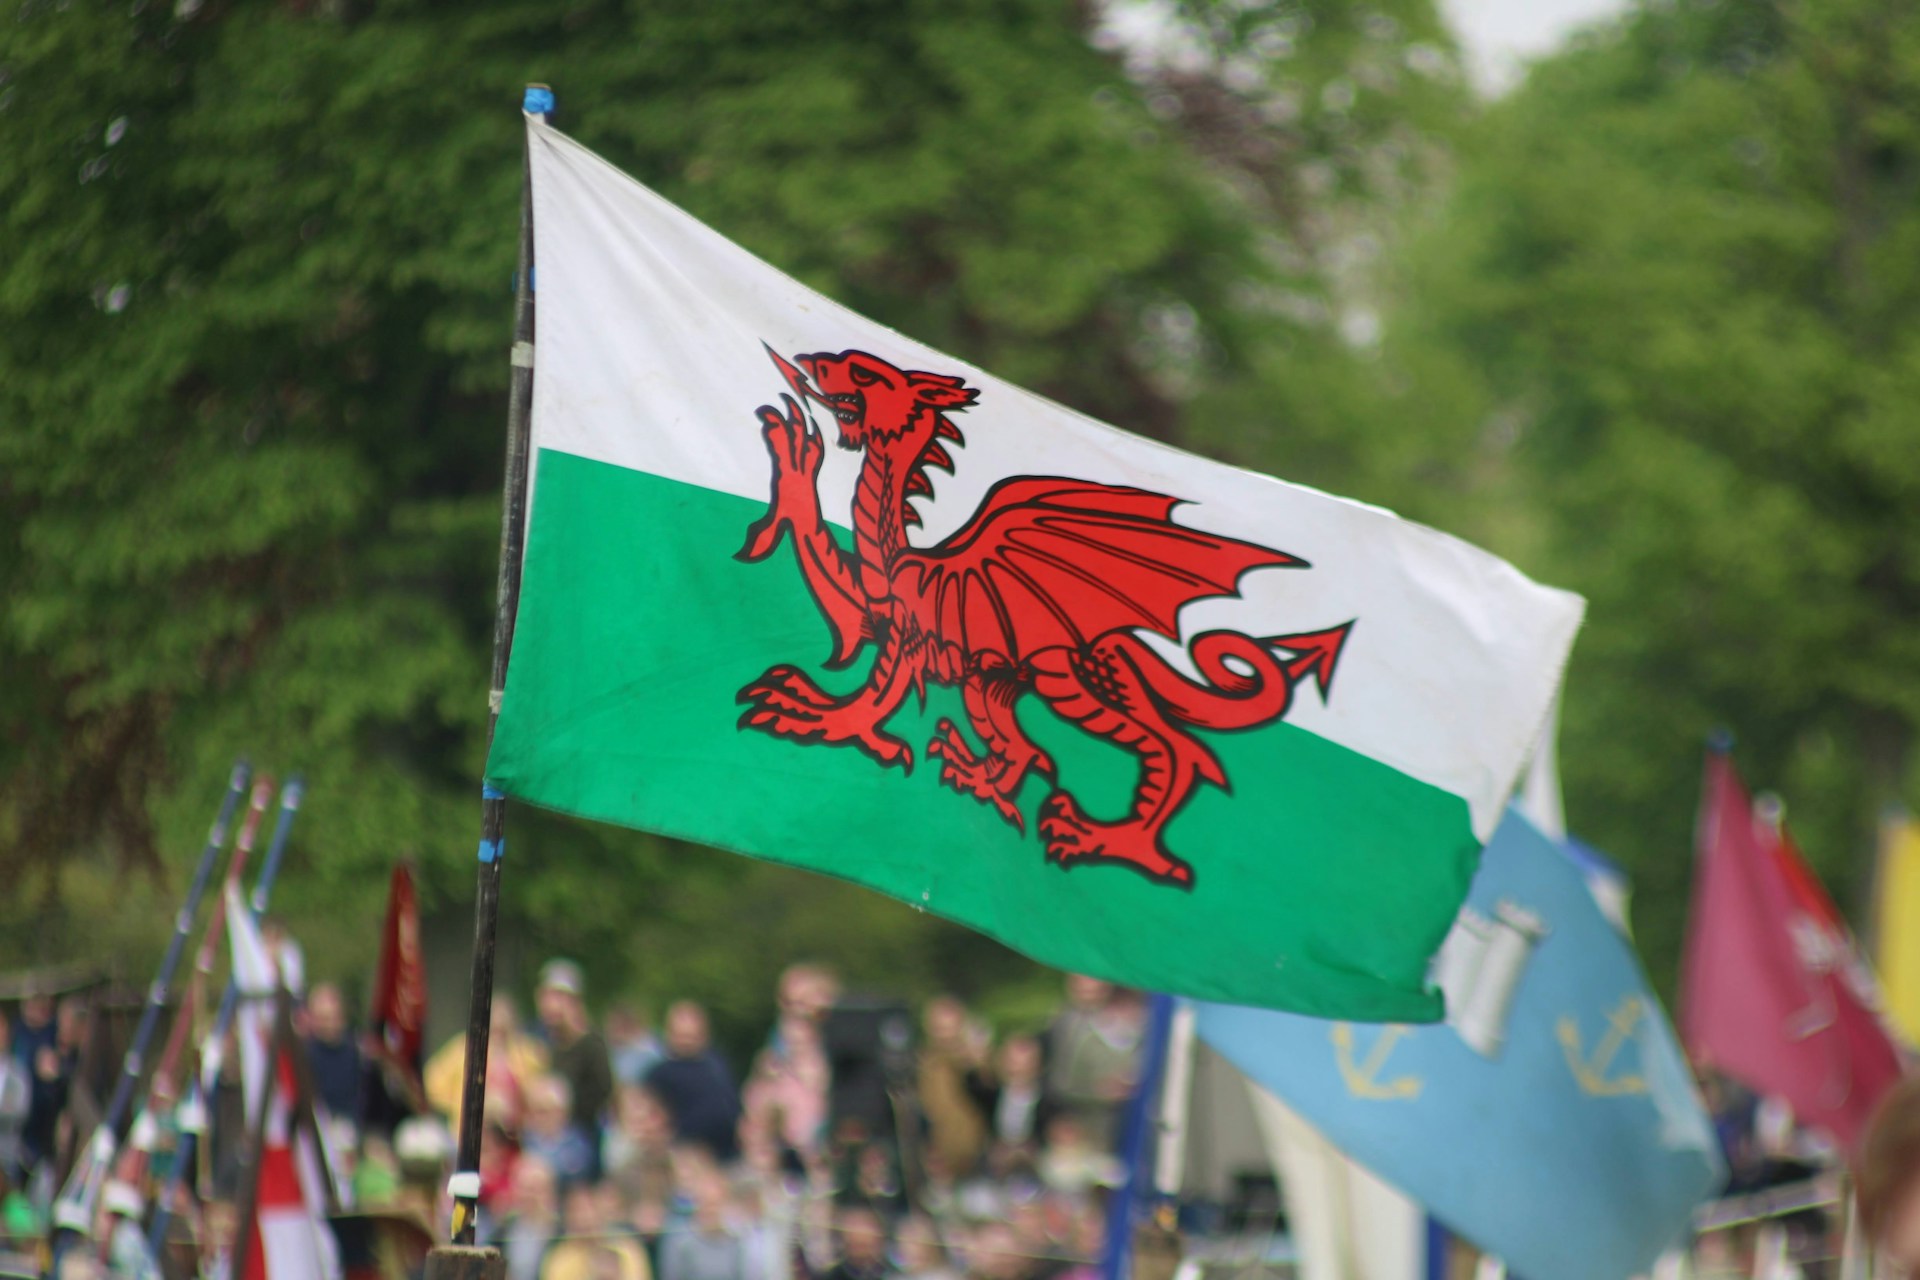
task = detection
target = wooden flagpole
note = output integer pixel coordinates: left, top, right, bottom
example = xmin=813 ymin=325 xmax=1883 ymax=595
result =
xmin=440 ymin=83 xmax=549 ymax=1264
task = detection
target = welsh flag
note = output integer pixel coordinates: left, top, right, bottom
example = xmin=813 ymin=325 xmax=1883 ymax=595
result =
xmin=485 ymin=119 xmax=1585 ymax=1019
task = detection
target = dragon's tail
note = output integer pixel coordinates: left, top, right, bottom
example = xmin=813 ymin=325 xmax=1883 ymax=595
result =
xmin=1102 ymin=630 xmax=1298 ymax=733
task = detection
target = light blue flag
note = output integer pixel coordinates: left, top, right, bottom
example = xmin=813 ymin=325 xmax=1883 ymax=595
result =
xmin=1195 ymin=810 xmax=1725 ymax=1280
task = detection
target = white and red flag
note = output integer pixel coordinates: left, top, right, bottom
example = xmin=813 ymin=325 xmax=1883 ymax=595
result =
xmin=228 ymin=884 xmax=341 ymax=1280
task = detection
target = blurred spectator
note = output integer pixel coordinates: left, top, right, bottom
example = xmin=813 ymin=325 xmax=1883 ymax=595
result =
xmin=478 ymin=1121 xmax=522 ymax=1221
xmin=1 ymin=1179 xmax=41 ymax=1241
xmin=490 ymin=1154 xmax=562 ymax=1280
xmin=595 ymin=1180 xmax=640 ymax=1239
xmin=645 ymin=1003 xmax=740 ymax=1162
xmin=353 ymin=1133 xmax=402 ymax=1208
xmin=303 ymin=982 xmax=364 ymax=1134
xmin=200 ymin=1200 xmax=238 ymax=1280
xmin=744 ymin=965 xmax=835 ymax=1174
xmin=1035 ymin=1116 xmax=1122 ymax=1195
xmin=659 ymin=1167 xmax=746 ymax=1280
xmin=731 ymin=1174 xmax=789 ymax=1280
xmin=10 ymin=994 xmax=54 ymax=1073
xmin=971 ymin=1035 xmax=1055 ymax=1180
xmin=608 ymin=1004 xmax=665 ymax=1089
xmin=395 ymin=1114 xmax=459 ymax=1225
xmin=843 ymin=1140 xmax=907 ymax=1219
xmin=771 ymin=965 xmax=839 ymax=1055
xmin=822 ymin=1205 xmax=893 ymax=1280
xmin=740 ymin=1021 xmax=828 ymax=1175
xmin=543 ymin=1181 xmax=652 ymax=1280
xmin=522 ymin=1075 xmax=596 ymax=1186
xmin=25 ymin=996 xmax=88 ymax=1176
xmin=896 ymin=1215 xmax=957 ymax=1280
xmin=0 ymin=1011 xmax=29 ymax=1186
xmin=425 ymin=996 xmax=550 ymax=1134
xmin=964 ymin=1223 xmax=1029 ymax=1280
xmin=1051 ymin=1210 xmax=1103 ymax=1280
xmin=1859 ymin=1074 xmax=1920 ymax=1270
xmin=538 ymin=960 xmax=615 ymax=1136
xmin=1044 ymin=981 xmax=1141 ymax=1152
xmin=604 ymin=1085 xmax=676 ymax=1207
xmin=98 ymin=1181 xmax=160 ymax=1280
xmin=918 ymin=998 xmax=988 ymax=1180
xmin=1008 ymin=1197 xmax=1069 ymax=1280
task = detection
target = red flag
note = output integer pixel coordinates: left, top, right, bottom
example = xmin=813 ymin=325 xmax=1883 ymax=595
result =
xmin=1680 ymin=749 xmax=1904 ymax=1151
xmin=368 ymin=863 xmax=426 ymax=1088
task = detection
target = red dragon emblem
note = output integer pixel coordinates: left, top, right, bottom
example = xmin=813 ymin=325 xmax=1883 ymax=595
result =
xmin=736 ymin=347 xmax=1352 ymax=888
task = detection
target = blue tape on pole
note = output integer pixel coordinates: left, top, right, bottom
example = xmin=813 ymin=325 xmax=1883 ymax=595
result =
xmin=524 ymin=85 xmax=555 ymax=116
xmin=482 ymin=784 xmax=505 ymax=800
xmin=478 ymin=838 xmax=504 ymax=864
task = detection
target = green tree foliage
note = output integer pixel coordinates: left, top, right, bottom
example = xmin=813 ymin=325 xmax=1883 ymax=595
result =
xmin=0 ymin=0 xmax=1463 ymax=1026
xmin=1372 ymin=0 xmax=1920 ymax=986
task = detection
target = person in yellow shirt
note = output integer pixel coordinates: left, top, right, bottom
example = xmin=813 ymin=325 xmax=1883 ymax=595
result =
xmin=424 ymin=996 xmax=550 ymax=1134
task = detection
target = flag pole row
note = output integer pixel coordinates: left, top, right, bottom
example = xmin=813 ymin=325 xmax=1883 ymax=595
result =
xmin=147 ymin=776 xmax=305 ymax=1255
xmin=50 ymin=760 xmax=253 ymax=1253
xmin=103 ymin=776 xmax=276 ymax=1262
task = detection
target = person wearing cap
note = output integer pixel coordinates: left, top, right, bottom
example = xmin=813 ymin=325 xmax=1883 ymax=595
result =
xmin=536 ymin=960 xmax=613 ymax=1143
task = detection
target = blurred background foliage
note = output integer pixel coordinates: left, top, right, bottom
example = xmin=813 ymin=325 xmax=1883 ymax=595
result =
xmin=1 ymin=0 xmax=1915 ymax=1045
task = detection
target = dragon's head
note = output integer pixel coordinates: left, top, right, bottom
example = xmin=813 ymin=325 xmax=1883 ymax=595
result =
xmin=768 ymin=347 xmax=978 ymax=452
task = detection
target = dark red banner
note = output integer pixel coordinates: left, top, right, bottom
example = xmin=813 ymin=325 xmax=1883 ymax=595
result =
xmin=368 ymin=863 xmax=426 ymax=1087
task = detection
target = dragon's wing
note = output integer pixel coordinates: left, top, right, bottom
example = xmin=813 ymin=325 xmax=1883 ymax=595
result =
xmin=893 ymin=477 xmax=1302 ymax=663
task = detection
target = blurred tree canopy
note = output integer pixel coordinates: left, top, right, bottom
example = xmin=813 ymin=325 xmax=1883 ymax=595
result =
xmin=0 ymin=0 xmax=1464 ymax=1033
xmin=1369 ymin=0 xmax=1920 ymax=986
xmin=20 ymin=0 xmax=1910 ymax=1028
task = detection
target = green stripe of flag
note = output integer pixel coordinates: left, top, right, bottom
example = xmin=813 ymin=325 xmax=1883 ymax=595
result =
xmin=488 ymin=449 xmax=1476 ymax=1018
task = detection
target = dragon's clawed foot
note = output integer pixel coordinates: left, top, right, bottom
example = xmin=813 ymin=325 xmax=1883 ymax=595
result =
xmin=737 ymin=664 xmax=837 ymax=713
xmin=1039 ymin=793 xmax=1194 ymax=887
xmin=737 ymin=664 xmax=836 ymax=732
xmin=926 ymin=717 xmax=978 ymax=765
xmin=929 ymin=720 xmax=1025 ymax=831
xmin=737 ymin=667 xmax=914 ymax=773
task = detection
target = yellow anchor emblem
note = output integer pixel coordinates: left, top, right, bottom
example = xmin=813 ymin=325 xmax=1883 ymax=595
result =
xmin=1330 ymin=1023 xmax=1423 ymax=1100
xmin=1558 ymin=996 xmax=1650 ymax=1097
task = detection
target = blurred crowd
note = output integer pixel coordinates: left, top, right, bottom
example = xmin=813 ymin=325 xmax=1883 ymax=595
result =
xmin=0 ymin=963 xmax=1153 ymax=1280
